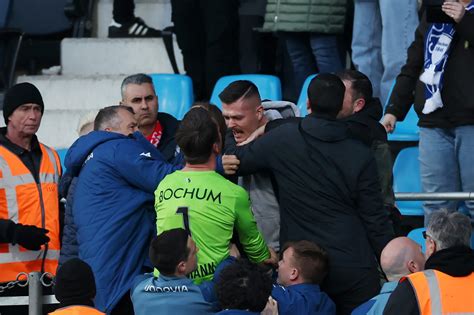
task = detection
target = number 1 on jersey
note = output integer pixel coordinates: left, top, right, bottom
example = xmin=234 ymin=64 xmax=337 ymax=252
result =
xmin=176 ymin=207 xmax=192 ymax=236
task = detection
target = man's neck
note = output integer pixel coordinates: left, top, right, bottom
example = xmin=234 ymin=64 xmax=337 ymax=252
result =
xmin=139 ymin=122 xmax=156 ymax=138
xmin=259 ymin=116 xmax=268 ymax=127
xmin=6 ymin=129 xmax=33 ymax=151
xmin=182 ymin=154 xmax=216 ymax=171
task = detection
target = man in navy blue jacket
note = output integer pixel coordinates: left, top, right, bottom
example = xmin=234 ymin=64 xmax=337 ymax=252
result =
xmin=272 ymin=240 xmax=336 ymax=315
xmin=65 ymin=105 xmax=181 ymax=314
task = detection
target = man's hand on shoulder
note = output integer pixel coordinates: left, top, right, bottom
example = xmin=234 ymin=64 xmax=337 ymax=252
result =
xmin=223 ymin=155 xmax=240 ymax=175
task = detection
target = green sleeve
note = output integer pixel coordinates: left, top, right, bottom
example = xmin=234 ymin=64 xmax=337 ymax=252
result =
xmin=234 ymin=188 xmax=270 ymax=263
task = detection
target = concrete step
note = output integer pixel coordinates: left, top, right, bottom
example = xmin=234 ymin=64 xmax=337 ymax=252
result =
xmin=61 ymin=37 xmax=184 ymax=76
xmin=95 ymin=0 xmax=172 ymax=38
xmin=17 ymin=74 xmax=124 ymax=111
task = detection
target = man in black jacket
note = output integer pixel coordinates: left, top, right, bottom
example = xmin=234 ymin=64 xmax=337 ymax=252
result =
xmin=383 ymin=210 xmax=474 ymax=315
xmin=229 ymin=74 xmax=394 ymax=315
xmin=336 ymin=70 xmax=397 ymax=232
xmin=381 ymin=1 xmax=474 ymax=225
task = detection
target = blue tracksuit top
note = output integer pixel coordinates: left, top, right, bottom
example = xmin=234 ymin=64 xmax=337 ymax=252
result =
xmin=66 ymin=131 xmax=181 ymax=313
xmin=272 ymin=283 xmax=336 ymax=315
xmin=131 ymin=274 xmax=216 ymax=315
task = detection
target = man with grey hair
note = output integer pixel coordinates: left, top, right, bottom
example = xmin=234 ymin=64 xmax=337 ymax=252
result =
xmin=64 ymin=105 xmax=181 ymax=314
xmin=120 ymin=73 xmax=183 ymax=165
xmin=384 ymin=210 xmax=474 ymax=315
xmin=352 ymin=237 xmax=425 ymax=315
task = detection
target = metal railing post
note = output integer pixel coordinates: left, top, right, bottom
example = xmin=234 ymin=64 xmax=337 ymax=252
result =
xmin=28 ymin=272 xmax=42 ymax=315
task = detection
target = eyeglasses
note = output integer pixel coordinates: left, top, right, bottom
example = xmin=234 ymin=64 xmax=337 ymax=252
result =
xmin=422 ymin=231 xmax=431 ymax=239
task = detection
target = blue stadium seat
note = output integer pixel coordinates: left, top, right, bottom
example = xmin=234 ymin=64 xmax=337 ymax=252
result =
xmin=56 ymin=148 xmax=68 ymax=172
xmin=296 ymin=74 xmax=317 ymax=117
xmin=393 ymin=147 xmax=423 ymax=216
xmin=210 ymin=75 xmax=282 ymax=108
xmin=384 ymin=80 xmax=419 ymax=141
xmin=407 ymin=227 xmax=426 ymax=252
xmin=149 ymin=74 xmax=194 ymax=120
xmin=387 ymin=106 xmax=420 ymax=141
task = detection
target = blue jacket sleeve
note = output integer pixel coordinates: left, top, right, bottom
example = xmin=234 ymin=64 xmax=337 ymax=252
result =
xmin=113 ymin=133 xmax=182 ymax=193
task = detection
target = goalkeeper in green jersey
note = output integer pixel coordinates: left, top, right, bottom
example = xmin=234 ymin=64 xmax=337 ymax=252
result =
xmin=155 ymin=107 xmax=277 ymax=283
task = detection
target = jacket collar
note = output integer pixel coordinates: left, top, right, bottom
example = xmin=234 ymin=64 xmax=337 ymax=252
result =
xmin=300 ymin=114 xmax=349 ymax=142
xmin=425 ymin=246 xmax=474 ymax=277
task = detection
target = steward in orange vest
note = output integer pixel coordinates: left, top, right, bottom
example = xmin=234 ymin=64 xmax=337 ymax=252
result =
xmin=0 ymin=83 xmax=61 ymax=298
xmin=383 ymin=211 xmax=474 ymax=315
xmin=49 ymin=258 xmax=104 ymax=315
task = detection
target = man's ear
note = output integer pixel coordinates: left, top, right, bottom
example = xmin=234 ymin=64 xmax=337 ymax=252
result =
xmin=176 ymin=261 xmax=186 ymax=274
xmin=353 ymin=98 xmax=366 ymax=113
xmin=407 ymin=260 xmax=420 ymax=273
xmin=257 ymin=105 xmax=265 ymax=120
xmin=306 ymin=99 xmax=312 ymax=114
xmin=289 ymin=268 xmax=299 ymax=281
xmin=213 ymin=142 xmax=221 ymax=155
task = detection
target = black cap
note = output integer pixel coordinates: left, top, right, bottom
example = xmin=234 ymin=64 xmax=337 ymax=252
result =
xmin=54 ymin=258 xmax=96 ymax=305
xmin=3 ymin=82 xmax=44 ymax=125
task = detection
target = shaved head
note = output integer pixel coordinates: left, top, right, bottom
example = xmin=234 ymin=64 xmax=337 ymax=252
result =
xmin=381 ymin=237 xmax=425 ymax=282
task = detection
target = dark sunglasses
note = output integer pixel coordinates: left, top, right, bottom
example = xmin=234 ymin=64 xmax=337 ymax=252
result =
xmin=422 ymin=231 xmax=430 ymax=239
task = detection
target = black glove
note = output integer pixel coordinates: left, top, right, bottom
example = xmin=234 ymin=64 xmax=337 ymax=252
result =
xmin=12 ymin=223 xmax=50 ymax=250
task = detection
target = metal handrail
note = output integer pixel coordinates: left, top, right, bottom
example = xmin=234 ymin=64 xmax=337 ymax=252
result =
xmin=395 ymin=192 xmax=474 ymax=201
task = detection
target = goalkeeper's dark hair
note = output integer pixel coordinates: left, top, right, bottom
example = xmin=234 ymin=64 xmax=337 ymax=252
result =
xmin=176 ymin=107 xmax=219 ymax=164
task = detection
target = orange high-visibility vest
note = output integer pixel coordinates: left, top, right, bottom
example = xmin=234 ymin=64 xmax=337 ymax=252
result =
xmin=49 ymin=305 xmax=105 ymax=315
xmin=0 ymin=143 xmax=61 ymax=282
xmin=405 ymin=269 xmax=474 ymax=315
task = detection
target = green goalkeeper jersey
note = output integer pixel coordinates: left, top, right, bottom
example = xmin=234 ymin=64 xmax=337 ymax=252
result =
xmin=155 ymin=170 xmax=269 ymax=283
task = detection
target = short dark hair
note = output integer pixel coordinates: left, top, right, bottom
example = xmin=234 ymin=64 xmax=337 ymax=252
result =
xmin=216 ymin=259 xmax=272 ymax=312
xmin=307 ymin=74 xmax=345 ymax=117
xmin=192 ymin=102 xmax=227 ymax=147
xmin=176 ymin=107 xmax=219 ymax=164
xmin=149 ymin=228 xmax=190 ymax=276
xmin=121 ymin=73 xmax=154 ymax=98
xmin=93 ymin=105 xmax=134 ymax=131
xmin=336 ymin=70 xmax=373 ymax=102
xmin=282 ymin=240 xmax=329 ymax=284
xmin=218 ymin=80 xmax=261 ymax=104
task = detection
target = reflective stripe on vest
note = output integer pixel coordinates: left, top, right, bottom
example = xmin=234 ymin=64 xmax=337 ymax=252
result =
xmin=407 ymin=269 xmax=474 ymax=315
xmin=0 ymin=143 xmax=61 ymax=280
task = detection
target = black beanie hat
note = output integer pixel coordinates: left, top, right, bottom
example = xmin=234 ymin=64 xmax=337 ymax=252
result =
xmin=54 ymin=258 xmax=96 ymax=305
xmin=3 ymin=82 xmax=44 ymax=125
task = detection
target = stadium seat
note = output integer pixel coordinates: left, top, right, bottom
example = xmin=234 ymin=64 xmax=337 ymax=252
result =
xmin=149 ymin=74 xmax=194 ymax=120
xmin=56 ymin=147 xmax=68 ymax=172
xmin=387 ymin=106 xmax=420 ymax=141
xmin=384 ymin=80 xmax=419 ymax=141
xmin=296 ymin=74 xmax=317 ymax=117
xmin=407 ymin=227 xmax=426 ymax=252
xmin=210 ymin=75 xmax=282 ymax=108
xmin=393 ymin=147 xmax=423 ymax=216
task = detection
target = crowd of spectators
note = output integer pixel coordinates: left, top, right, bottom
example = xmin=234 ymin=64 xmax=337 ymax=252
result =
xmin=1 ymin=0 xmax=474 ymax=314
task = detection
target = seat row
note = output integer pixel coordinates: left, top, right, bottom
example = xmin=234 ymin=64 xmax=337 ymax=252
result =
xmin=56 ymin=73 xmax=423 ymax=216
xmin=146 ymin=73 xmax=419 ymax=142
